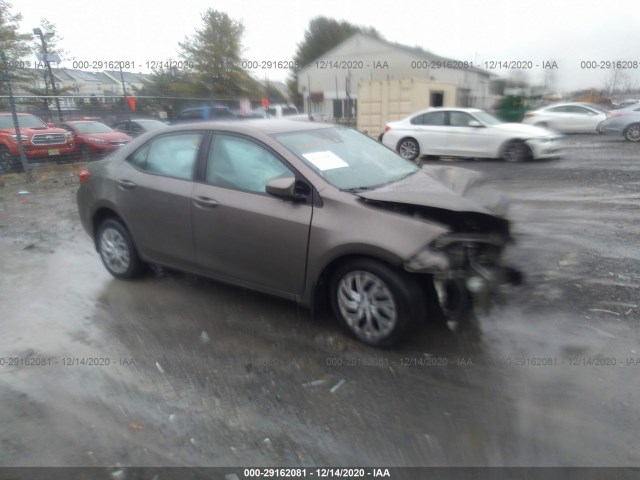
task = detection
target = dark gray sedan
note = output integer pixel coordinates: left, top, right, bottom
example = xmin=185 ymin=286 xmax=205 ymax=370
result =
xmin=77 ymin=120 xmax=520 ymax=346
xmin=599 ymin=104 xmax=640 ymax=141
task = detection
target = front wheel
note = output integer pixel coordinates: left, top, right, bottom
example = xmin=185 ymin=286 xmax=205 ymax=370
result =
xmin=0 ymin=146 xmax=16 ymax=172
xmin=623 ymin=124 xmax=640 ymax=142
xmin=80 ymin=145 xmax=91 ymax=162
xmin=96 ymin=218 xmax=143 ymax=279
xmin=502 ymin=139 xmax=532 ymax=162
xmin=396 ymin=138 xmax=420 ymax=161
xmin=329 ymin=259 xmax=426 ymax=347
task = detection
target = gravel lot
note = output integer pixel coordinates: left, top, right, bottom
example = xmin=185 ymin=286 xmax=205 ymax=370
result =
xmin=0 ymin=134 xmax=638 ymax=470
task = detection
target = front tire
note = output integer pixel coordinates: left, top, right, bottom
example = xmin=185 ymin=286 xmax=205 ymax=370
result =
xmin=329 ymin=258 xmax=426 ymax=347
xmin=80 ymin=145 xmax=91 ymax=162
xmin=396 ymin=138 xmax=420 ymax=162
xmin=96 ymin=219 xmax=143 ymax=279
xmin=623 ymin=124 xmax=640 ymax=142
xmin=502 ymin=139 xmax=532 ymax=162
xmin=0 ymin=146 xmax=16 ymax=172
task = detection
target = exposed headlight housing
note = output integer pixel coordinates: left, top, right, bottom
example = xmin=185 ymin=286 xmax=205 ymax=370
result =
xmin=404 ymin=247 xmax=450 ymax=273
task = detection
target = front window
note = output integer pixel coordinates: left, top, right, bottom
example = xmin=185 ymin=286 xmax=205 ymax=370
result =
xmin=449 ymin=111 xmax=475 ymax=127
xmin=275 ymin=127 xmax=418 ymax=190
xmin=206 ymin=134 xmax=294 ymax=193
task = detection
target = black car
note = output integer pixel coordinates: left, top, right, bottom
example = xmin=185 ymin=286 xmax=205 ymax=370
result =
xmin=111 ymin=118 xmax=169 ymax=137
xmin=171 ymin=106 xmax=236 ymax=124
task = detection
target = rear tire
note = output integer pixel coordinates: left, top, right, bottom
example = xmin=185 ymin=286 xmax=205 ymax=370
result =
xmin=396 ymin=138 xmax=420 ymax=162
xmin=329 ymin=258 xmax=426 ymax=347
xmin=623 ymin=124 xmax=640 ymax=142
xmin=96 ymin=218 xmax=144 ymax=279
xmin=502 ymin=139 xmax=532 ymax=162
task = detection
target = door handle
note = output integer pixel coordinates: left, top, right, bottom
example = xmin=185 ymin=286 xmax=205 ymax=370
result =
xmin=193 ymin=196 xmax=219 ymax=208
xmin=117 ymin=179 xmax=137 ymax=190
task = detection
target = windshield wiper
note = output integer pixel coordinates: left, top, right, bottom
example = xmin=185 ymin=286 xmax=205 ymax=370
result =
xmin=342 ymin=186 xmax=377 ymax=193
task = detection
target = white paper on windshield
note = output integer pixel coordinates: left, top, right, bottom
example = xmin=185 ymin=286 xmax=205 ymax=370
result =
xmin=302 ymin=151 xmax=349 ymax=171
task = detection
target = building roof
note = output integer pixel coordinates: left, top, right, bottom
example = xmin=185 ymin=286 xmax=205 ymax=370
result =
xmin=104 ymin=71 xmax=151 ymax=83
xmin=303 ymin=33 xmax=490 ymax=77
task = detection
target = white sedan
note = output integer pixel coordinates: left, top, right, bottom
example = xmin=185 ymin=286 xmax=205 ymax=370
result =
xmin=382 ymin=108 xmax=563 ymax=162
xmin=522 ymin=102 xmax=608 ymax=133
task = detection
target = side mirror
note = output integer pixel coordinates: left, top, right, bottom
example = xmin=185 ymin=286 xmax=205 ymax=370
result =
xmin=468 ymin=120 xmax=483 ymax=127
xmin=266 ymin=176 xmax=296 ymax=198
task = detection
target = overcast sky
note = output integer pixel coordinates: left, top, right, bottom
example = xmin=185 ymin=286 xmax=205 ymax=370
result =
xmin=16 ymin=0 xmax=640 ymax=93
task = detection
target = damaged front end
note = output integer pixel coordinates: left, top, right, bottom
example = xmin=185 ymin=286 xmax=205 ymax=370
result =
xmin=405 ymin=228 xmax=523 ymax=322
xmin=358 ymin=167 xmax=523 ymax=323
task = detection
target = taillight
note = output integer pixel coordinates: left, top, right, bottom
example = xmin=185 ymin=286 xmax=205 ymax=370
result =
xmin=384 ymin=125 xmax=390 ymax=132
xmin=524 ymin=112 xmax=535 ymax=117
xmin=607 ymin=113 xmax=623 ymax=118
xmin=78 ymin=169 xmax=90 ymax=184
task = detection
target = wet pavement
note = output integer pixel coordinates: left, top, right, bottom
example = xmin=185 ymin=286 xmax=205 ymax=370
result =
xmin=0 ymin=136 xmax=639 ymax=468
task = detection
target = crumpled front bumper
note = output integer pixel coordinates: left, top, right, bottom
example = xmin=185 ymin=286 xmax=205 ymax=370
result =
xmin=404 ymin=234 xmax=523 ymax=320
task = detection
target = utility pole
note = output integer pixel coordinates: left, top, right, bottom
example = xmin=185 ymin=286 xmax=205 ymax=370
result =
xmin=0 ymin=51 xmax=31 ymax=180
xmin=119 ymin=65 xmax=131 ymax=124
xmin=33 ymin=27 xmax=63 ymax=121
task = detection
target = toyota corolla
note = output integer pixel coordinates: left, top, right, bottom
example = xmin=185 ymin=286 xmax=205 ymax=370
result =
xmin=77 ymin=120 xmax=521 ymax=346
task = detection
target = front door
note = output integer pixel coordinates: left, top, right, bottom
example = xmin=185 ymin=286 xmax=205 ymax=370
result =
xmin=191 ymin=133 xmax=313 ymax=296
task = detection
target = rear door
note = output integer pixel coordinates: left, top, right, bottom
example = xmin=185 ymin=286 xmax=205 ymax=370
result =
xmin=409 ymin=111 xmax=448 ymax=154
xmin=114 ymin=131 xmax=205 ymax=268
xmin=191 ymin=133 xmax=313 ymax=296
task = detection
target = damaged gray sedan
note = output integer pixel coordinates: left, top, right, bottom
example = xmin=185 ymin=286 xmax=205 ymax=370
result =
xmin=77 ymin=120 xmax=521 ymax=347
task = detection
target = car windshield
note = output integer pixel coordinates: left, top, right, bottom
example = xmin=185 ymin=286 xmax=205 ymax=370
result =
xmin=274 ymin=127 xmax=419 ymax=190
xmin=0 ymin=115 xmax=47 ymax=129
xmin=136 ymin=119 xmax=168 ymax=130
xmin=72 ymin=122 xmax=114 ymax=134
xmin=473 ymin=111 xmax=503 ymax=125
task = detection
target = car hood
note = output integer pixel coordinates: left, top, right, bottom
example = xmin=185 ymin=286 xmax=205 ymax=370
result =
xmin=358 ymin=167 xmax=506 ymax=215
xmin=492 ymin=122 xmax=556 ymax=137
xmin=357 ymin=167 xmax=511 ymax=235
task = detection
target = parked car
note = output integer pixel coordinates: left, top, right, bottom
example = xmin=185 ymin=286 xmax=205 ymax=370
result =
xmin=522 ymin=102 xmax=608 ymax=133
xmin=382 ymin=107 xmax=562 ymax=162
xmin=55 ymin=121 xmax=132 ymax=161
xmin=111 ymin=118 xmax=169 ymax=137
xmin=171 ymin=106 xmax=236 ymax=124
xmin=0 ymin=113 xmax=74 ymax=172
xmin=252 ymin=104 xmax=299 ymax=118
xmin=598 ymin=103 xmax=640 ymax=141
xmin=77 ymin=120 xmax=521 ymax=347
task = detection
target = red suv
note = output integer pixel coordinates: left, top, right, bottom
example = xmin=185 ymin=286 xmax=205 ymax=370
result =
xmin=0 ymin=113 xmax=74 ymax=172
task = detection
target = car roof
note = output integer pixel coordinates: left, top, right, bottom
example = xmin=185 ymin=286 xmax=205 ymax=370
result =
xmin=541 ymin=102 xmax=600 ymax=109
xmin=62 ymin=120 xmax=104 ymax=124
xmin=409 ymin=107 xmax=484 ymax=116
xmin=164 ymin=118 xmax=336 ymax=136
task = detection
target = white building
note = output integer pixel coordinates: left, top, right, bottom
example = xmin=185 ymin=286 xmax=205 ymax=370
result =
xmin=297 ymin=33 xmax=492 ymax=120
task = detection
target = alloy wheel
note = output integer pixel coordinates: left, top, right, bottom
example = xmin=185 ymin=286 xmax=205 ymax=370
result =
xmin=336 ymin=270 xmax=397 ymax=341
xmin=99 ymin=227 xmax=131 ymax=275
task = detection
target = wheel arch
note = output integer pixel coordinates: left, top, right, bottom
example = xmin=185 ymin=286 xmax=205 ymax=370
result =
xmin=499 ymin=137 xmax=532 ymax=160
xmin=308 ymin=249 xmax=436 ymax=318
xmin=92 ymin=207 xmax=131 ymax=249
